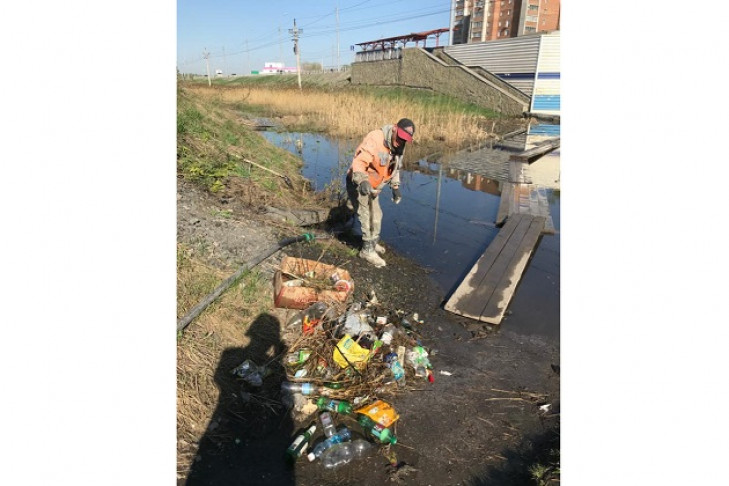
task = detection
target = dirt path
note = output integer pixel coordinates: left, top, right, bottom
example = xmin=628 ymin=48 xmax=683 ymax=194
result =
xmin=177 ymin=176 xmax=560 ymax=485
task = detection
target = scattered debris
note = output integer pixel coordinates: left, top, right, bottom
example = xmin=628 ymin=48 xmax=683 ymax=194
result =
xmin=265 ymin=268 xmax=438 ymax=470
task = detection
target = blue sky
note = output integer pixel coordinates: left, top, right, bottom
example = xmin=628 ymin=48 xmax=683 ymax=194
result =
xmin=177 ymin=0 xmax=453 ymax=74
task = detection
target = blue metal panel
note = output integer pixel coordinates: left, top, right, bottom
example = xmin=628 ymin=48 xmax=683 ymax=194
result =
xmin=537 ymin=72 xmax=560 ymax=80
xmin=532 ymin=95 xmax=560 ymax=111
xmin=529 ymin=124 xmax=561 ymax=136
xmin=496 ymin=72 xmax=535 ymax=80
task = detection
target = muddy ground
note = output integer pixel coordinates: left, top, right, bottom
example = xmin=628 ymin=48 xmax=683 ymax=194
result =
xmin=177 ymin=177 xmax=560 ymax=486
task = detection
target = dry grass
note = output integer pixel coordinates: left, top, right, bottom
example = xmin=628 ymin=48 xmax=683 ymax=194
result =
xmin=177 ymin=243 xmax=277 ymax=474
xmin=176 ymin=240 xmax=427 ymax=475
xmin=186 ymin=85 xmax=499 ymax=147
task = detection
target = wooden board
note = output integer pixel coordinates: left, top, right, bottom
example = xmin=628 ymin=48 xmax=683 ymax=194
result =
xmin=495 ymin=182 xmax=513 ymax=226
xmin=509 ymin=138 xmax=561 ymax=163
xmin=496 ymin=182 xmax=554 ymax=234
xmin=444 ymin=214 xmax=545 ymax=324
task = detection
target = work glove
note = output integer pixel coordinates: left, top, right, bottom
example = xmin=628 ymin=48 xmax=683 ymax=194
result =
xmin=392 ymin=186 xmax=402 ymax=205
xmin=358 ymin=180 xmax=373 ymax=196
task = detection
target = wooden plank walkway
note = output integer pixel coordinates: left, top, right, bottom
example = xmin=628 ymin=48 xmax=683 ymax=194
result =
xmin=496 ymin=182 xmax=555 ymax=234
xmin=444 ymin=213 xmax=545 ymax=325
xmin=509 ymin=138 xmax=560 ymax=162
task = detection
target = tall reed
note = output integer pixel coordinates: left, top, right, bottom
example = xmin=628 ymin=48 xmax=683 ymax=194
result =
xmin=187 ymin=86 xmax=500 ymax=147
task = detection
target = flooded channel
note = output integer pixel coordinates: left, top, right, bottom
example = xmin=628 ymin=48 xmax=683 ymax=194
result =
xmin=261 ymin=128 xmax=560 ymax=341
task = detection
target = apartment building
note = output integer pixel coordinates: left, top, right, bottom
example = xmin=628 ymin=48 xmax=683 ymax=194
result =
xmin=450 ymin=0 xmax=560 ymax=44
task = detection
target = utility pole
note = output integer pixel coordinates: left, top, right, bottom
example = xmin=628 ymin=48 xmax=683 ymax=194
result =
xmin=203 ymin=49 xmax=211 ymax=86
xmin=279 ymin=26 xmax=283 ymax=70
xmin=223 ymin=46 xmax=228 ymax=77
xmin=289 ymin=18 xmax=303 ymax=91
xmin=246 ymin=39 xmax=250 ymax=76
xmin=336 ymin=3 xmax=340 ymax=71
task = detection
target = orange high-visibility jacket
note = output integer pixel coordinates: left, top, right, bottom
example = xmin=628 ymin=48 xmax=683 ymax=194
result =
xmin=347 ymin=127 xmax=401 ymax=190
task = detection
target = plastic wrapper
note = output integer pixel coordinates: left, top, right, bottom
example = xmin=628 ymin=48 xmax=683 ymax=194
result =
xmin=355 ymin=399 xmax=399 ymax=428
xmin=231 ymin=359 xmax=268 ymax=387
xmin=332 ymin=334 xmax=370 ymax=370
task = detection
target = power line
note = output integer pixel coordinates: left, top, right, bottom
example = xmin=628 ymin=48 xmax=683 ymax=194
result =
xmin=178 ymin=3 xmax=450 ymax=69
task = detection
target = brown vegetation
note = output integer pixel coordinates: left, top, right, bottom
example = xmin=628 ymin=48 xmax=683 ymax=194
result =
xmin=185 ymin=85 xmax=505 ymax=147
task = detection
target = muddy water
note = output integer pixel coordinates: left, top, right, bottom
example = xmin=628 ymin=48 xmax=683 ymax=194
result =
xmin=262 ymin=131 xmax=560 ymax=341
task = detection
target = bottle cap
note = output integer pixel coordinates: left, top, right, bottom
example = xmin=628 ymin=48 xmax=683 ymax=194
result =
xmin=335 ymin=280 xmax=352 ymax=292
xmin=307 ymin=452 xmax=316 ymax=462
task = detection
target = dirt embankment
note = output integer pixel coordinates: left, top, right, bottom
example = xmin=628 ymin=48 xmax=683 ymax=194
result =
xmin=177 ymin=172 xmax=560 ymax=485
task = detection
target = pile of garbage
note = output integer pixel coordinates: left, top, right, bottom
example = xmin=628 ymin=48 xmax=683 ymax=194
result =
xmin=278 ymin=293 xmax=436 ymax=468
xmin=233 ymin=289 xmax=437 ymax=470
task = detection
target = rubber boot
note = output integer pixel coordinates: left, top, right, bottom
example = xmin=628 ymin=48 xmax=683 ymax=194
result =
xmin=359 ymin=240 xmax=386 ymax=268
xmin=374 ymin=238 xmax=386 ymax=255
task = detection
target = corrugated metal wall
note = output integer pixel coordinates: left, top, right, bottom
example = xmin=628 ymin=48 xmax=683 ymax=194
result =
xmin=444 ymin=35 xmax=541 ymax=96
xmin=532 ymin=33 xmax=560 ymax=114
xmin=444 ymin=32 xmax=560 ymax=114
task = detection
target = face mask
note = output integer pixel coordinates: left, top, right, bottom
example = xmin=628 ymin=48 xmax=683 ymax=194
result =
xmin=391 ymin=137 xmax=405 ymax=156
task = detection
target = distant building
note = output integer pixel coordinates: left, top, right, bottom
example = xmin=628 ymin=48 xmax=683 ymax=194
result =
xmin=450 ymin=0 xmax=559 ymax=44
xmin=260 ymin=62 xmax=297 ymax=75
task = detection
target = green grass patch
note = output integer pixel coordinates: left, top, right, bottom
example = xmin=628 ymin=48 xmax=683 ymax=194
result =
xmin=177 ymin=86 xmax=303 ymax=194
xmin=353 ymin=86 xmax=500 ymax=118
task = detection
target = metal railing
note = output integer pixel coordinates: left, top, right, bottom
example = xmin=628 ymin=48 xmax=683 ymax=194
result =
xmin=354 ymin=49 xmax=403 ymax=63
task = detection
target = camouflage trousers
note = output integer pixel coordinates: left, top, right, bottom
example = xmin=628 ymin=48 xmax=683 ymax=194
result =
xmin=346 ymin=176 xmax=383 ymax=243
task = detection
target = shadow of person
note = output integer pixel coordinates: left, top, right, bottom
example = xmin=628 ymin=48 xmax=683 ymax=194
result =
xmin=183 ymin=313 xmax=295 ymax=486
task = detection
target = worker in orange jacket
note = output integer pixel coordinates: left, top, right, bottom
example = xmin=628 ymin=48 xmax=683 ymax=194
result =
xmin=346 ymin=118 xmax=415 ymax=267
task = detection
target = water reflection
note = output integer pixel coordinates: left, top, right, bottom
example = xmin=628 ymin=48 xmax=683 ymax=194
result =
xmin=261 ymin=127 xmax=560 ymax=339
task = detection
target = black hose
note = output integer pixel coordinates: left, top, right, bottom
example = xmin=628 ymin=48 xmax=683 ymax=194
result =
xmin=177 ymin=233 xmax=315 ymax=333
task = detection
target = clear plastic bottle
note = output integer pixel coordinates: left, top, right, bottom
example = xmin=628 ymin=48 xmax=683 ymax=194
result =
xmin=380 ymin=323 xmax=397 ymax=344
xmin=281 ymin=381 xmax=333 ymax=397
xmin=319 ymin=411 xmax=337 ymax=438
xmin=281 ymin=381 xmax=316 ymax=395
xmin=286 ymin=302 xmax=330 ymax=333
xmin=306 ymin=426 xmax=352 ymax=462
xmin=384 ymin=354 xmax=406 ymax=387
xmin=285 ymin=349 xmax=312 ymax=367
xmin=320 ymin=438 xmax=374 ymax=469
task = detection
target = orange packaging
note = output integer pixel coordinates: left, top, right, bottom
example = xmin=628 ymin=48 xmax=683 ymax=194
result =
xmin=355 ymin=399 xmax=399 ymax=428
xmin=302 ymin=315 xmax=319 ymax=335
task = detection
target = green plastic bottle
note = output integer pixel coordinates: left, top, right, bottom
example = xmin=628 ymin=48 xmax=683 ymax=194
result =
xmin=316 ymin=397 xmax=353 ymax=414
xmin=284 ymin=423 xmax=316 ymax=465
xmin=356 ymin=414 xmax=397 ymax=444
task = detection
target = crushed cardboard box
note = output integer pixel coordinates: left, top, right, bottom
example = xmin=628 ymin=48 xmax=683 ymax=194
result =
xmin=274 ymin=256 xmax=354 ymax=309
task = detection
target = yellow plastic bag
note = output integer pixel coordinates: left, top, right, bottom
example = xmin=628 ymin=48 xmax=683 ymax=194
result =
xmin=355 ymin=399 xmax=399 ymax=427
xmin=332 ymin=334 xmax=370 ymax=370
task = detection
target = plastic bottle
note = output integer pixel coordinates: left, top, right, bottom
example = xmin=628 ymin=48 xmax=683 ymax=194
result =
xmin=284 ymin=423 xmax=316 ymax=465
xmin=319 ymin=411 xmax=337 ymax=438
xmin=317 ymin=397 xmax=354 ymax=414
xmin=380 ymin=323 xmax=397 ymax=344
xmin=285 ymin=349 xmax=312 ymax=366
xmin=286 ymin=302 xmax=329 ymax=334
xmin=281 ymin=382 xmax=316 ymax=395
xmin=320 ymin=439 xmax=374 ymax=469
xmin=357 ymin=414 xmax=397 ymax=444
xmin=306 ymin=426 xmax=352 ymax=462
xmin=384 ymin=353 xmax=405 ymax=387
